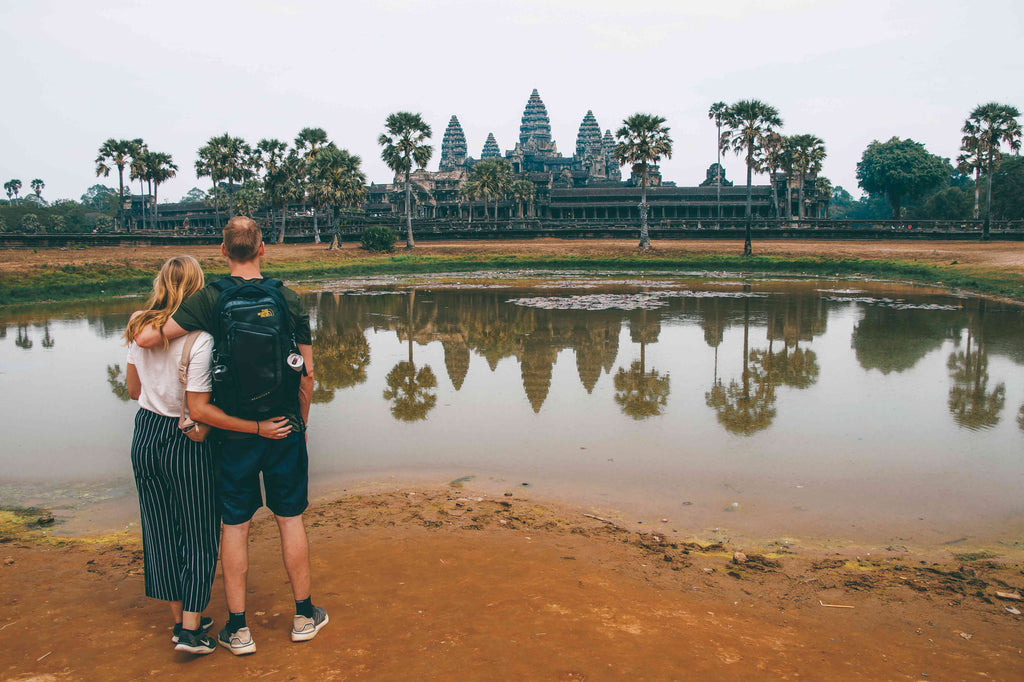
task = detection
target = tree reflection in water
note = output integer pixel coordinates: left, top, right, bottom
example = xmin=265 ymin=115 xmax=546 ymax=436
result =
xmin=15 ymin=325 xmax=33 ymax=350
xmin=383 ymin=290 xmax=438 ymax=421
xmin=705 ymin=296 xmax=776 ymax=436
xmin=614 ymin=308 xmax=670 ymax=419
xmin=947 ymin=303 xmax=1005 ymax=430
xmin=1017 ymin=404 xmax=1024 ymax=432
xmin=107 ymin=364 xmax=132 ymax=401
xmin=312 ymin=331 xmax=370 ymax=404
xmin=383 ymin=361 xmax=438 ymax=421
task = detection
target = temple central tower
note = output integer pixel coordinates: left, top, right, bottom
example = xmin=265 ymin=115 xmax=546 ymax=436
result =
xmin=518 ymin=89 xmax=556 ymax=156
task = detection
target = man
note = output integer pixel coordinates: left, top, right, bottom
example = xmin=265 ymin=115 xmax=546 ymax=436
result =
xmin=136 ymin=217 xmax=327 ymax=655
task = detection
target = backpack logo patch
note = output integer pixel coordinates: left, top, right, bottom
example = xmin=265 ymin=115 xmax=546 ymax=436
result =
xmin=257 ymin=308 xmax=274 ymax=318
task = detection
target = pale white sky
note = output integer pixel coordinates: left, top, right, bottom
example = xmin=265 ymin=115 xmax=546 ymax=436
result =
xmin=2 ymin=0 xmax=1021 ymax=203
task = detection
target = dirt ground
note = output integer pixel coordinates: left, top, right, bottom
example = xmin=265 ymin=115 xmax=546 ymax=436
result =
xmin=2 ymin=238 xmax=1024 ymax=278
xmin=2 ymin=489 xmax=1023 ymax=681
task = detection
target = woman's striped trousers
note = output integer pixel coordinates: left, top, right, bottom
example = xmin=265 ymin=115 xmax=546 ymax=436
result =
xmin=130 ymin=408 xmax=219 ymax=613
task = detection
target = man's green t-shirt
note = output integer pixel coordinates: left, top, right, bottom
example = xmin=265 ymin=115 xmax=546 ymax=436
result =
xmin=173 ymin=276 xmax=312 ymax=433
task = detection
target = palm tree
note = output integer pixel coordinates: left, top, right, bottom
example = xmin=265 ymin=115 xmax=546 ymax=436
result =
xmin=755 ymin=131 xmax=785 ymax=218
xmin=814 ymin=176 xmax=833 ymax=218
xmin=469 ymin=158 xmax=514 ymax=220
xmin=195 ymin=142 xmax=222 ymax=223
xmin=957 ymin=132 xmax=985 ymax=219
xmin=257 ymin=138 xmax=290 ymax=241
xmin=3 ymin=179 xmax=21 ymax=202
xmin=295 ymin=127 xmax=330 ymax=242
xmin=961 ymin=103 xmax=1022 ymax=240
xmin=786 ymin=134 xmax=827 ymax=220
xmin=460 ymin=179 xmax=480 ymax=225
xmin=30 ymin=179 xmax=44 ymax=200
xmin=96 ymin=138 xmax=143 ymax=230
xmin=308 ymin=145 xmax=367 ymax=248
xmin=146 ymin=152 xmax=177 ymax=228
xmin=378 ymin=112 xmax=433 ymax=248
xmin=614 ymin=113 xmax=673 ymax=250
xmin=511 ymin=178 xmax=536 ymax=218
xmin=708 ymin=102 xmax=728 ymax=221
xmin=720 ymin=100 xmax=783 ymax=255
xmin=129 ymin=146 xmax=152 ymax=229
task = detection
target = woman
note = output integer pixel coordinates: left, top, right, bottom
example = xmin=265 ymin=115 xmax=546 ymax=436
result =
xmin=124 ymin=256 xmax=291 ymax=656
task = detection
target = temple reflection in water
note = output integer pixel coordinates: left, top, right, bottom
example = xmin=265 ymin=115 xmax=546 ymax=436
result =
xmin=296 ymin=283 xmax=1024 ymax=434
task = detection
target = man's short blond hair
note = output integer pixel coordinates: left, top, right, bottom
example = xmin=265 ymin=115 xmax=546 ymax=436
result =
xmin=223 ymin=216 xmax=262 ymax=262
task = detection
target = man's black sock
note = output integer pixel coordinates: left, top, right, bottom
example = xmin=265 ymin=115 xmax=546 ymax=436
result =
xmin=295 ymin=596 xmax=314 ymax=618
xmin=227 ymin=611 xmax=247 ymax=632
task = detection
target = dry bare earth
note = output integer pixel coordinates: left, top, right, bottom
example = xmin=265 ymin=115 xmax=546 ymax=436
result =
xmin=2 ymin=239 xmax=1024 ymax=277
xmin=3 ymin=489 xmax=1023 ymax=681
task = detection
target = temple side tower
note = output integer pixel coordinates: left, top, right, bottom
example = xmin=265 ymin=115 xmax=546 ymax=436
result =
xmin=481 ymin=133 xmax=501 ymax=159
xmin=602 ymin=129 xmax=621 ymax=181
xmin=439 ymin=115 xmax=468 ymax=171
xmin=574 ymin=110 xmax=608 ymax=179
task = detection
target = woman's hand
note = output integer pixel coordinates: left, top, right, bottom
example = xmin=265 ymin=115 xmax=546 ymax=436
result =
xmin=257 ymin=417 xmax=292 ymax=439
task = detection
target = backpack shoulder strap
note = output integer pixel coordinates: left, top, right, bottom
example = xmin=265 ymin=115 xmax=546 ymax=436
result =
xmin=177 ymin=331 xmax=201 ymax=420
xmin=177 ymin=331 xmax=200 ymax=387
xmin=211 ymin=277 xmax=237 ymax=293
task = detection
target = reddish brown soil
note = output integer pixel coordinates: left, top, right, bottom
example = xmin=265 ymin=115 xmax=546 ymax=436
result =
xmin=2 ymin=239 xmax=1024 ymax=277
xmin=3 ymin=489 xmax=1023 ymax=680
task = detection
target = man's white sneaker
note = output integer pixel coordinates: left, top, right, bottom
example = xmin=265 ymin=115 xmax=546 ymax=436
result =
xmin=218 ymin=625 xmax=256 ymax=655
xmin=291 ymin=606 xmax=329 ymax=642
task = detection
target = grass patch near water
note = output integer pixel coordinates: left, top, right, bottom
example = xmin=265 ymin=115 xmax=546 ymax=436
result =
xmin=2 ymin=252 xmax=1023 ymax=305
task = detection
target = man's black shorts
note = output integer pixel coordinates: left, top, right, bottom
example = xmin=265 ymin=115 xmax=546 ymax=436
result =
xmin=217 ymin=433 xmax=309 ymax=525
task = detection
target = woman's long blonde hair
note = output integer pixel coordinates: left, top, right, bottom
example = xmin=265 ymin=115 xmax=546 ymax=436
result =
xmin=123 ymin=255 xmax=205 ymax=347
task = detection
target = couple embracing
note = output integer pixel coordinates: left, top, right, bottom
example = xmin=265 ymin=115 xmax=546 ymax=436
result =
xmin=122 ymin=217 xmax=327 ymax=656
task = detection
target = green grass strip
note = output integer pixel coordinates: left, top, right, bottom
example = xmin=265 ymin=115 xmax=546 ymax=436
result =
xmin=2 ymin=253 xmax=1022 ymax=305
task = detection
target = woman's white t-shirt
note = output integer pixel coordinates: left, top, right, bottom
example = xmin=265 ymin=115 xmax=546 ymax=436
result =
xmin=126 ymin=332 xmax=214 ymax=417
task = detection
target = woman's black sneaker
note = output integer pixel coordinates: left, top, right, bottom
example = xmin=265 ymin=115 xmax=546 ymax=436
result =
xmin=172 ymin=616 xmax=214 ymax=643
xmin=174 ymin=630 xmax=217 ymax=655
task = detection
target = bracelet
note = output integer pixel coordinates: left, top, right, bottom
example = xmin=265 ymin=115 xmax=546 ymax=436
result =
xmin=256 ymin=421 xmax=260 ymax=436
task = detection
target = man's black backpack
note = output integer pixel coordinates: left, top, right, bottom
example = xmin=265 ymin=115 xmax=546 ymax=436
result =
xmin=210 ymin=277 xmax=302 ymax=420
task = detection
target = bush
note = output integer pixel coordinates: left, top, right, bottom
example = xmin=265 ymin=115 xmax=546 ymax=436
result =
xmin=21 ymin=213 xmax=41 ymax=233
xmin=360 ymin=225 xmax=398 ymax=253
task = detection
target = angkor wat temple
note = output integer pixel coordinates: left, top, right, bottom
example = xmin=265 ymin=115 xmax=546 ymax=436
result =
xmin=125 ymin=88 xmax=824 ymax=232
xmin=367 ymin=88 xmax=825 ymax=223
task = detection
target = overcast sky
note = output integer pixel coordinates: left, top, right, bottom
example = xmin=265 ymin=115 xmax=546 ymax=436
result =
xmin=2 ymin=0 xmax=1021 ymax=204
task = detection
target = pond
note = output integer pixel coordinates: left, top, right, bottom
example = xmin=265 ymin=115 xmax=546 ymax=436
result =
xmin=2 ymin=272 xmax=1023 ymax=553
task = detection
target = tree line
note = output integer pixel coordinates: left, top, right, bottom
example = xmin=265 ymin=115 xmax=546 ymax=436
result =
xmin=1 ymin=102 xmax=1020 ymax=243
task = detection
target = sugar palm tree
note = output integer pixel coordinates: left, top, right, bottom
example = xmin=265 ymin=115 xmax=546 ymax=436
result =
xmin=308 ymin=145 xmax=367 ymax=247
xmin=511 ymin=178 xmax=536 ymax=218
xmin=295 ymin=127 xmax=330 ymax=242
xmin=469 ymin=158 xmax=514 ymax=220
xmin=4 ymin=179 xmax=21 ymax=202
xmin=961 ymin=103 xmax=1022 ymax=240
xmin=145 ymin=152 xmax=176 ymax=228
xmin=257 ymin=138 xmax=291 ymax=241
xmin=96 ymin=138 xmax=143 ymax=230
xmin=129 ymin=145 xmax=152 ymax=229
xmin=378 ymin=112 xmax=433 ymax=248
xmin=786 ymin=134 xmax=826 ymax=220
xmin=614 ymin=113 xmax=673 ymax=250
xmin=755 ymin=131 xmax=785 ymax=218
xmin=814 ymin=176 xmax=833 ymax=218
xmin=194 ymin=142 xmax=222 ymax=222
xmin=708 ymin=102 xmax=728 ymax=221
xmin=720 ymin=100 xmax=783 ymax=254
xmin=460 ymin=179 xmax=480 ymax=225
xmin=30 ymin=179 xmax=44 ymax=200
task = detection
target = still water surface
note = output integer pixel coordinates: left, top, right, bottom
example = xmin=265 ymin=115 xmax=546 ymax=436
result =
xmin=2 ymin=274 xmax=1023 ymax=551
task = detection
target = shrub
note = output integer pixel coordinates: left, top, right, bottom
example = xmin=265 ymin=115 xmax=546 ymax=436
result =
xmin=21 ymin=213 xmax=41 ymax=233
xmin=360 ymin=225 xmax=398 ymax=253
